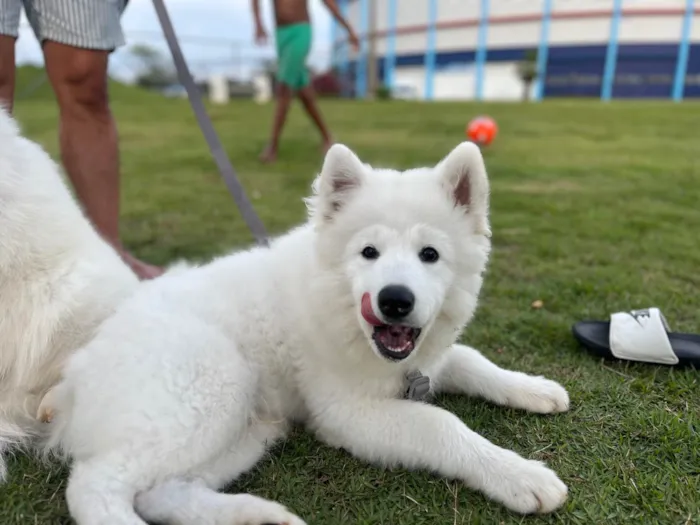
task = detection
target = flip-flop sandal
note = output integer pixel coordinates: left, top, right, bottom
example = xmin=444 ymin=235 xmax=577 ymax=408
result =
xmin=572 ymin=307 xmax=700 ymax=367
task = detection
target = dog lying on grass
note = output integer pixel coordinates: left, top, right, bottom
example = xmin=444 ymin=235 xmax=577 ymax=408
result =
xmin=0 ymin=106 xmax=569 ymax=524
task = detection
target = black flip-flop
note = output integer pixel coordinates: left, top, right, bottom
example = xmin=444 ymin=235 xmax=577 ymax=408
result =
xmin=572 ymin=307 xmax=700 ymax=368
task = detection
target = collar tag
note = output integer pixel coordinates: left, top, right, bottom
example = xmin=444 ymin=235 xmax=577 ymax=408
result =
xmin=405 ymin=370 xmax=431 ymax=402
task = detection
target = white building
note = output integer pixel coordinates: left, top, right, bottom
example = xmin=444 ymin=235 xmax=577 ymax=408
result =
xmin=331 ymin=0 xmax=699 ymax=101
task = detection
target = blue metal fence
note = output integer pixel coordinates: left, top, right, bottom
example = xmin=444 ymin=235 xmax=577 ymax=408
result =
xmin=534 ymin=0 xmax=553 ymax=101
xmin=424 ymin=0 xmax=438 ymax=100
xmin=383 ymin=0 xmax=398 ymax=91
xmin=674 ymin=0 xmax=695 ymax=101
xmin=332 ymin=0 xmax=697 ymax=101
xmin=474 ymin=0 xmax=490 ymax=101
xmin=601 ymin=0 xmax=624 ymax=101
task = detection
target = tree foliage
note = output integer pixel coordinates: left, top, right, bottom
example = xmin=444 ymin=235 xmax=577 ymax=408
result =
xmin=130 ymin=44 xmax=178 ymax=89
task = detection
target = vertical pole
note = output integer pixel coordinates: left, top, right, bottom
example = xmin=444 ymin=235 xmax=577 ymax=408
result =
xmin=339 ymin=0 xmax=350 ymax=97
xmin=384 ymin=0 xmax=398 ymax=90
xmin=475 ymin=0 xmax=490 ymax=101
xmin=535 ymin=0 xmax=553 ymax=101
xmin=601 ymin=0 xmax=623 ymax=101
xmin=330 ymin=4 xmax=337 ymax=68
xmin=424 ymin=0 xmax=438 ymax=100
xmin=673 ymin=0 xmax=694 ymax=101
xmin=367 ymin=0 xmax=378 ymax=97
xmin=355 ymin=0 xmax=369 ymax=98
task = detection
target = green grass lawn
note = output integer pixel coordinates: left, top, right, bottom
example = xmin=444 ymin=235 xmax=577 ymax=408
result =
xmin=3 ymin=74 xmax=700 ymax=524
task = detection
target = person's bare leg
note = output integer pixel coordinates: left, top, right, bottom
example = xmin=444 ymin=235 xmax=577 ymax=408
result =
xmin=260 ymin=83 xmax=293 ymax=164
xmin=297 ymin=84 xmax=333 ymax=153
xmin=0 ymin=35 xmax=16 ymax=112
xmin=43 ymin=41 xmax=162 ymax=279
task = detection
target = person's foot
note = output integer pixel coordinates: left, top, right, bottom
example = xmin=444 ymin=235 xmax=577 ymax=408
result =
xmin=119 ymin=249 xmax=164 ymax=280
xmin=259 ymin=145 xmax=277 ymax=164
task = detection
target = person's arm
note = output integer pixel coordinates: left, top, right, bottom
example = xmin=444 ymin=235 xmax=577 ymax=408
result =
xmin=251 ymin=0 xmax=268 ymax=45
xmin=322 ymin=0 xmax=360 ymax=51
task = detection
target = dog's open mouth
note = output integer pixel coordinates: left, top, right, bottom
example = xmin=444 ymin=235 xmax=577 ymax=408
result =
xmin=371 ymin=324 xmax=422 ymax=361
xmin=362 ymin=293 xmax=421 ymax=361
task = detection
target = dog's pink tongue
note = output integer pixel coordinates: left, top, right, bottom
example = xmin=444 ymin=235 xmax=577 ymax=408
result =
xmin=361 ymin=293 xmax=384 ymax=326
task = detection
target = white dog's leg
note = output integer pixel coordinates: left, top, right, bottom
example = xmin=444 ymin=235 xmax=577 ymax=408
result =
xmin=429 ymin=344 xmax=570 ymax=414
xmin=311 ymin=397 xmax=567 ymax=514
xmin=66 ymin=458 xmax=148 ymax=525
xmin=136 ymin=479 xmax=306 ymax=525
xmin=135 ymin=421 xmax=305 ymax=525
xmin=57 ymin=326 xmax=275 ymax=525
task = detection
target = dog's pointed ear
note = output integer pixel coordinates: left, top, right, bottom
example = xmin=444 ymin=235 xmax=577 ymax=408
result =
xmin=437 ymin=142 xmax=491 ymax=235
xmin=313 ymin=143 xmax=365 ymax=221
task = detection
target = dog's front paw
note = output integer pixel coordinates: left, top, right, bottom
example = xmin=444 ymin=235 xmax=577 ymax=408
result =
xmin=505 ymin=375 xmax=570 ymax=414
xmin=486 ymin=457 xmax=568 ymax=514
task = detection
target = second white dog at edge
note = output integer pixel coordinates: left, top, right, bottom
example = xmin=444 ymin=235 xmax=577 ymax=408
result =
xmin=28 ymin=131 xmax=570 ymax=523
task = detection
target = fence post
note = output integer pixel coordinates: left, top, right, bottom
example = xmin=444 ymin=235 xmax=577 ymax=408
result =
xmin=339 ymin=0 xmax=350 ymax=97
xmin=384 ymin=0 xmax=398 ymax=91
xmin=475 ymin=0 xmax=489 ymax=101
xmin=535 ymin=0 xmax=553 ymax=101
xmin=601 ymin=0 xmax=624 ymax=101
xmin=355 ymin=0 xmax=369 ymax=98
xmin=330 ymin=5 xmax=337 ymax=68
xmin=673 ymin=0 xmax=694 ymax=101
xmin=424 ymin=0 xmax=438 ymax=100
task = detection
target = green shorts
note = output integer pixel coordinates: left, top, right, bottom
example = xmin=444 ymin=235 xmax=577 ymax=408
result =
xmin=275 ymin=22 xmax=312 ymax=90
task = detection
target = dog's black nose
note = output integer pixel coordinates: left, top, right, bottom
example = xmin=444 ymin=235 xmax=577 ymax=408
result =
xmin=378 ymin=285 xmax=415 ymax=320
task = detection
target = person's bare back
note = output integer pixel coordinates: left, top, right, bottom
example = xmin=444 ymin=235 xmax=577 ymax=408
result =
xmin=273 ymin=0 xmax=309 ymax=27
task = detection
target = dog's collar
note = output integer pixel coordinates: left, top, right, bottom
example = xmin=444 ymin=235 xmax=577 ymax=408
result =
xmin=404 ymin=370 xmax=431 ymax=402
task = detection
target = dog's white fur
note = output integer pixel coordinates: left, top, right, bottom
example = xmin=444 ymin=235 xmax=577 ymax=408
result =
xmin=42 ymin=139 xmax=570 ymax=524
xmin=0 ymin=108 xmax=139 ymax=480
xmin=1 ymin=107 xmax=570 ymax=524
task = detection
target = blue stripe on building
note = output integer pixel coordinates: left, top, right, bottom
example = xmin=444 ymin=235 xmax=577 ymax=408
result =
xmin=356 ymin=44 xmax=700 ymax=99
xmin=685 ymin=37 xmax=700 ymax=98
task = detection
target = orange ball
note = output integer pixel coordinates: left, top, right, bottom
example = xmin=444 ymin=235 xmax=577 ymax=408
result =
xmin=466 ymin=116 xmax=498 ymax=146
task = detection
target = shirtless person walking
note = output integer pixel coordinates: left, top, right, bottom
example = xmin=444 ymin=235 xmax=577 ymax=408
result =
xmin=252 ymin=0 xmax=359 ymax=163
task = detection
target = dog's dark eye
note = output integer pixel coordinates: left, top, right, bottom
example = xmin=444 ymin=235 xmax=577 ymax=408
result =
xmin=419 ymin=246 xmax=439 ymax=263
xmin=361 ymin=246 xmax=380 ymax=260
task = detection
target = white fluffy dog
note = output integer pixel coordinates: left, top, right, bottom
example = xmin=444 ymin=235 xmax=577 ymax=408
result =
xmin=0 ymin=108 xmax=139 ymax=480
xmin=40 ymin=137 xmax=571 ymax=525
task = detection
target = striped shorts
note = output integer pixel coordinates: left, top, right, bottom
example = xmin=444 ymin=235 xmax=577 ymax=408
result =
xmin=0 ymin=0 xmax=128 ymax=51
